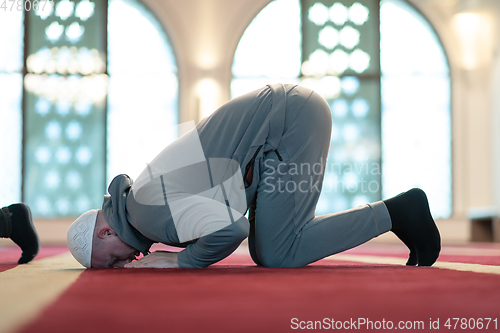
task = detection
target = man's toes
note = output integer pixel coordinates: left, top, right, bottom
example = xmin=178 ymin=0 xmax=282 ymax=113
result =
xmin=416 ymin=246 xmax=440 ymax=266
xmin=18 ymin=251 xmax=38 ymax=264
xmin=406 ymin=249 xmax=418 ymax=266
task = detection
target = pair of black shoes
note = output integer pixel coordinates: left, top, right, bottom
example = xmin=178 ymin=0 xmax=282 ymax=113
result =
xmin=384 ymin=188 xmax=441 ymax=266
xmin=0 ymin=203 xmax=40 ymax=264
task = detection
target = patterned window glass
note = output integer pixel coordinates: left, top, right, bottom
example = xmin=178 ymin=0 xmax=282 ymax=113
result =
xmin=302 ymin=0 xmax=381 ymax=213
xmin=0 ymin=10 xmax=24 ymax=207
xmin=380 ymin=0 xmax=451 ymax=218
xmin=231 ymin=0 xmax=451 ymax=217
xmin=107 ymin=0 xmax=178 ymax=183
xmin=23 ymin=0 xmax=108 ymax=217
xmin=0 ymin=0 xmax=178 ymax=217
xmin=232 ymin=0 xmax=381 ymax=213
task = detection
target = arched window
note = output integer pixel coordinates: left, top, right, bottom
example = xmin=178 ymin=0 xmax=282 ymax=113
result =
xmin=107 ymin=0 xmax=178 ymax=185
xmin=232 ymin=0 xmax=451 ymax=218
xmin=380 ymin=0 xmax=451 ymax=218
xmin=0 ymin=0 xmax=178 ymax=217
xmin=231 ymin=0 xmax=301 ymax=97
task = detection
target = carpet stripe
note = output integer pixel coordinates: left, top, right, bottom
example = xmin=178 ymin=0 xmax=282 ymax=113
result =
xmin=0 ymin=253 xmax=84 ymax=333
xmin=328 ymin=254 xmax=408 ymax=265
xmin=327 ymin=254 xmax=500 ymax=275
xmin=433 ymin=261 xmax=500 ymax=275
xmin=0 ymin=246 xmax=74 ymax=273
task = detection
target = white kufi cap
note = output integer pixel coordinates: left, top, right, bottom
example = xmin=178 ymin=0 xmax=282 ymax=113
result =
xmin=67 ymin=209 xmax=98 ymax=268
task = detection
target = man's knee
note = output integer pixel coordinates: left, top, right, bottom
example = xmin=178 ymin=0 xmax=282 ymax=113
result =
xmin=257 ymin=251 xmax=301 ymax=268
xmin=259 ymin=253 xmax=282 ymax=268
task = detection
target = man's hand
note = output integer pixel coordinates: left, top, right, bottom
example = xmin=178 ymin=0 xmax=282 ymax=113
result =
xmin=124 ymin=251 xmax=179 ymax=268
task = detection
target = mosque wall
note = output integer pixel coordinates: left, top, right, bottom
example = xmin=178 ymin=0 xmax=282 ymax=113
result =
xmin=141 ymin=0 xmax=500 ymax=220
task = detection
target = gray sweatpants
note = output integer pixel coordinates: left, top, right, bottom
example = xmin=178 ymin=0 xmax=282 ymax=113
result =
xmin=248 ymin=89 xmax=392 ymax=267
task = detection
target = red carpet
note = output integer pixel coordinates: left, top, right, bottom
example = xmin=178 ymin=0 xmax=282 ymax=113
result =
xmin=16 ymin=248 xmax=500 ymax=332
xmin=2 ymin=243 xmax=500 ymax=332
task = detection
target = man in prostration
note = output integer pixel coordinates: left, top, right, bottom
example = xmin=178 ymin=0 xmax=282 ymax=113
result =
xmin=67 ymin=84 xmax=440 ymax=269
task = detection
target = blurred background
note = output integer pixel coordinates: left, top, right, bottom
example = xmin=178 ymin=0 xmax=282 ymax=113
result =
xmin=0 ymin=0 xmax=499 ymax=244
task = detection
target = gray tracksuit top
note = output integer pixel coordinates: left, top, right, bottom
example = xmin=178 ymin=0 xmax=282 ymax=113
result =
xmin=102 ymin=84 xmax=310 ymax=268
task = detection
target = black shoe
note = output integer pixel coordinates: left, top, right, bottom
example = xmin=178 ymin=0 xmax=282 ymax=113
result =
xmin=384 ymin=189 xmax=441 ymax=266
xmin=7 ymin=204 xmax=40 ymax=264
